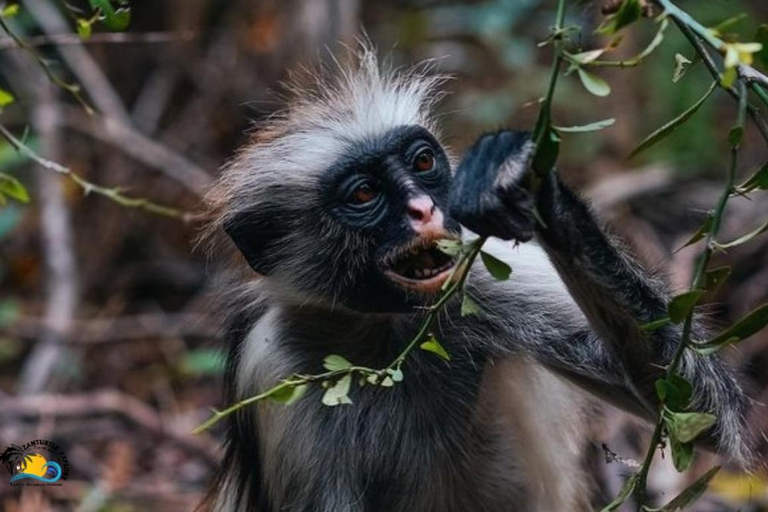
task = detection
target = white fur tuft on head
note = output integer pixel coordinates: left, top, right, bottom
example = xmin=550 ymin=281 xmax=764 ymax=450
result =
xmin=205 ymin=45 xmax=449 ymax=250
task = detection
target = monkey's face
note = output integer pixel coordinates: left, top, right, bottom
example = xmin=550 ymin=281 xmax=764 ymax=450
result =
xmin=319 ymin=125 xmax=463 ymax=312
xmin=224 ymin=125 xmax=462 ymax=313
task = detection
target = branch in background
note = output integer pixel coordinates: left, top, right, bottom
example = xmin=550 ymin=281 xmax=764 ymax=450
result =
xmin=6 ymin=313 xmax=218 ymax=344
xmin=60 ymin=106 xmax=213 ymax=196
xmin=18 ymin=84 xmax=78 ymax=395
xmin=0 ymin=389 xmax=221 ymax=464
xmin=0 ymin=122 xmax=192 ymax=220
xmin=0 ymin=30 xmax=196 ymax=51
xmin=654 ymin=0 xmax=768 ymax=146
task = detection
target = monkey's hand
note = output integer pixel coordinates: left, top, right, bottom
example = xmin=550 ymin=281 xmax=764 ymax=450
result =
xmin=448 ymin=130 xmax=537 ymax=242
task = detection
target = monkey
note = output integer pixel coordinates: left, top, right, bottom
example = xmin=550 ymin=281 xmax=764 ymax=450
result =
xmin=200 ymin=49 xmax=751 ymax=512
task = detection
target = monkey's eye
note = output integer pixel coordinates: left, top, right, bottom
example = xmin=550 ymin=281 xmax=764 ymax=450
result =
xmin=413 ymin=149 xmax=435 ymax=173
xmin=350 ymin=183 xmax=378 ymax=205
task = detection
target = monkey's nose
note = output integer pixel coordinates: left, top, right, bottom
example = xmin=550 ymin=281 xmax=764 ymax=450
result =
xmin=407 ymin=196 xmax=435 ymax=223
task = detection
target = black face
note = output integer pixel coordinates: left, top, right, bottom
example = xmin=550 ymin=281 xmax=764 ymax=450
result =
xmin=319 ymin=125 xmax=462 ymax=312
xmin=225 ymin=125 xmax=462 ymax=313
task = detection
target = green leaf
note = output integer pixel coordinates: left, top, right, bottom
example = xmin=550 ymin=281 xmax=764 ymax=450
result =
xmin=704 ymin=266 xmax=731 ymax=294
xmin=480 ymin=251 xmax=512 ymax=281
xmin=672 ymin=53 xmax=692 ymax=83
xmin=0 ymin=87 xmax=14 ymax=108
xmin=596 ymin=0 xmax=643 ymax=36
xmin=1 ymin=3 xmax=19 ymax=17
xmin=461 ymin=294 xmax=481 ymax=317
xmin=269 ymin=383 xmax=308 ymax=405
xmin=670 ymin=435 xmax=694 ymax=472
xmin=600 ymin=473 xmax=638 ymax=512
xmin=655 ymin=374 xmax=693 ymax=411
xmin=321 ymin=374 xmax=353 ymax=406
xmin=532 ymin=127 xmax=560 ymax=175
xmin=177 ymin=348 xmax=225 ymax=376
xmin=737 ymin=161 xmax=768 ymax=192
xmin=729 ymin=126 xmax=744 ymax=147
xmin=755 ymin=25 xmax=768 ymax=67
xmin=569 ymin=49 xmax=607 ymax=64
xmin=0 ymin=174 xmax=29 ymax=204
xmin=577 ymin=68 xmax=611 ymax=97
xmin=77 ymin=18 xmax=93 ymax=40
xmin=554 ymin=118 xmax=615 ymax=133
xmin=717 ymin=219 xmax=768 ymax=249
xmin=629 ymin=81 xmax=718 ymax=159
xmin=88 ymin=0 xmax=131 ymax=31
xmin=666 ymin=411 xmax=717 ymax=443
xmin=642 ymin=317 xmax=671 ymax=331
xmin=323 ymin=354 xmax=352 ymax=372
xmin=676 ymin=216 xmax=712 ymax=251
xmin=379 ymin=376 xmax=394 ymax=387
xmin=668 ymin=290 xmax=703 ymax=324
xmin=645 ymin=466 xmax=720 ymax=511
xmin=721 ymin=66 xmax=737 ymax=88
xmin=387 ymin=368 xmax=404 ymax=382
xmin=436 ymin=238 xmax=463 ymax=256
xmin=420 ymin=335 xmax=451 ymax=361
xmin=694 ymin=303 xmax=768 ymax=355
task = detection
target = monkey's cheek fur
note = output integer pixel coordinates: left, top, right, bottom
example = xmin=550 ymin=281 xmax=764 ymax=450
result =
xmin=383 ymin=265 xmax=457 ymax=294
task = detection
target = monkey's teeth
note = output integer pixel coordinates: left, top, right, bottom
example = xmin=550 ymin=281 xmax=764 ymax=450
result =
xmin=415 ymin=269 xmax=424 ymax=278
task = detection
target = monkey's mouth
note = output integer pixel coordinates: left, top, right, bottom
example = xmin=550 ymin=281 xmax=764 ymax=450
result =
xmin=382 ymin=240 xmax=458 ymax=292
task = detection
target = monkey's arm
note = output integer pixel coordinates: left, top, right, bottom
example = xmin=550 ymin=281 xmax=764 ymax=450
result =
xmin=450 ymin=131 xmax=751 ymax=461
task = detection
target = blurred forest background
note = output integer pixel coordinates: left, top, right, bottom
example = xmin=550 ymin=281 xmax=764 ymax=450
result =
xmin=0 ymin=0 xmax=767 ymax=511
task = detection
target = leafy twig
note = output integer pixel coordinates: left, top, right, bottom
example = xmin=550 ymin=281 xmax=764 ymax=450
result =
xmin=0 ymin=122 xmax=189 ymax=220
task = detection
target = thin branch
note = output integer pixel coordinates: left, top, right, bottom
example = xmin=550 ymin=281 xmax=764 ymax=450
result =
xmin=0 ymin=122 xmax=191 ymax=220
xmin=0 ymin=389 xmax=221 ymax=464
xmin=671 ymin=17 xmax=768 ymax=146
xmin=0 ymin=30 xmax=196 ymax=51
xmin=59 ymin=106 xmax=213 ymax=195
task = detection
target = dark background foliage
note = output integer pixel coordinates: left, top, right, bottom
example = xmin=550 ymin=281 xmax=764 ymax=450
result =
xmin=0 ymin=1 xmax=767 ymax=510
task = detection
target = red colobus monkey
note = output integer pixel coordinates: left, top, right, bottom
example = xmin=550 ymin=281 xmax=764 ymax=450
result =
xmin=201 ymin=49 xmax=751 ymax=512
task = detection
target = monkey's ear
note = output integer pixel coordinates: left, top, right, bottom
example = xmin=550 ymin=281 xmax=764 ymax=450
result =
xmin=224 ymin=213 xmax=285 ymax=276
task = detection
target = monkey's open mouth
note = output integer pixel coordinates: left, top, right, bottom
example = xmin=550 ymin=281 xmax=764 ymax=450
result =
xmin=383 ymin=240 xmax=458 ymax=292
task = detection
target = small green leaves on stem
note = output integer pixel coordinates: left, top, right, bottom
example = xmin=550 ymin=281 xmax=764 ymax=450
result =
xmin=420 ymin=335 xmax=451 ymax=362
xmin=461 ymin=294 xmax=481 ymax=317
xmin=715 ymin=218 xmax=768 ymax=250
xmin=0 ymin=3 xmax=19 ymax=18
xmin=641 ymin=317 xmax=672 ymax=331
xmin=0 ymin=173 xmax=29 ymax=205
xmin=669 ymin=435 xmax=695 ymax=472
xmin=577 ymin=68 xmax=611 ymax=97
xmin=480 ymin=251 xmax=512 ymax=281
xmin=737 ymin=161 xmax=768 ymax=193
xmin=673 ymin=54 xmax=693 ymax=83
xmin=269 ymin=383 xmax=307 ymax=405
xmin=599 ymin=473 xmax=638 ymax=512
xmin=88 ymin=0 xmax=131 ymax=31
xmin=322 ymin=375 xmax=353 ymax=406
xmin=668 ymin=290 xmax=703 ymax=324
xmin=0 ymin=87 xmax=14 ymax=108
xmin=323 ymin=355 xmax=352 ymax=372
xmin=676 ymin=216 xmax=713 ymax=251
xmin=655 ymin=374 xmax=693 ymax=412
xmin=692 ymin=303 xmax=768 ymax=355
xmin=596 ymin=0 xmax=643 ymax=36
xmin=554 ymin=118 xmax=615 ymax=133
xmin=756 ymin=25 xmax=768 ymax=67
xmin=531 ymin=127 xmax=560 ymax=176
xmin=643 ymin=466 xmax=721 ymax=512
xmin=630 ymin=81 xmax=718 ymax=159
xmin=664 ymin=411 xmax=717 ymax=444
